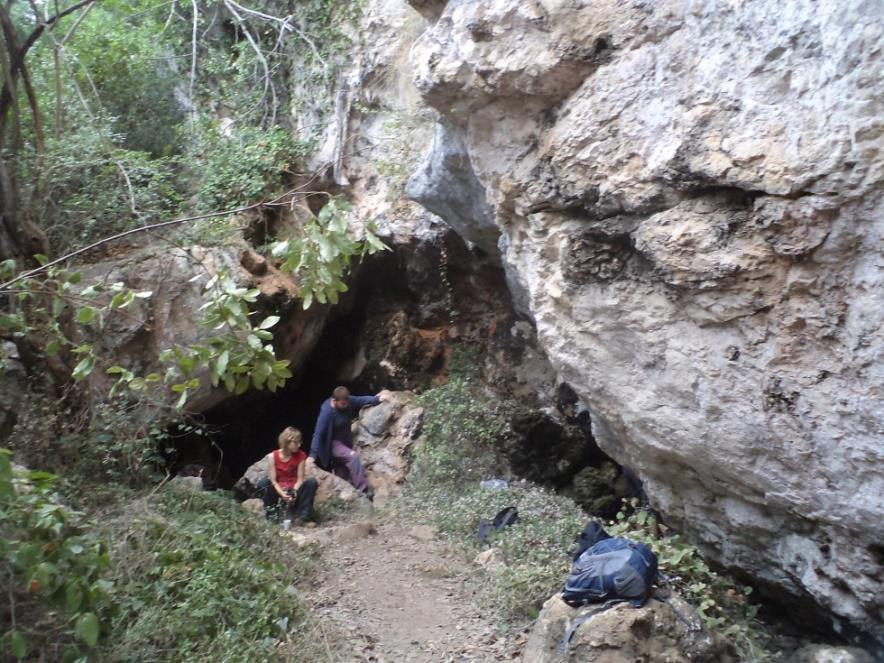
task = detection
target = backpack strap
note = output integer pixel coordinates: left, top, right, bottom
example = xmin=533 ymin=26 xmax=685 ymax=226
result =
xmin=652 ymin=594 xmax=702 ymax=632
xmin=651 ymin=578 xmax=702 ymax=633
xmin=557 ymin=599 xmax=628 ymax=653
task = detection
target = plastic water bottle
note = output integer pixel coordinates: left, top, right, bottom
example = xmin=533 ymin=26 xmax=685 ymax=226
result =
xmin=282 ymin=519 xmax=292 ymax=531
xmin=480 ymin=479 xmax=508 ymax=490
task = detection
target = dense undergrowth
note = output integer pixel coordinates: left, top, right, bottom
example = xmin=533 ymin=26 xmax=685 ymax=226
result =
xmin=401 ymin=358 xmax=775 ymax=661
xmin=1 ymin=455 xmax=322 ymax=662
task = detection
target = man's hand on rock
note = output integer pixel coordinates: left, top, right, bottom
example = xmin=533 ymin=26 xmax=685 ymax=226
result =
xmin=377 ymin=389 xmax=392 ymax=402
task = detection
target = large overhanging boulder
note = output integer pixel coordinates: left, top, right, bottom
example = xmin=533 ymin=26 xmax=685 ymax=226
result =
xmin=408 ymin=0 xmax=884 ymax=645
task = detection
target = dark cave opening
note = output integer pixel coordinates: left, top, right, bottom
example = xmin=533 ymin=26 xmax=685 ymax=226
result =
xmin=166 ymin=233 xmax=465 ymax=489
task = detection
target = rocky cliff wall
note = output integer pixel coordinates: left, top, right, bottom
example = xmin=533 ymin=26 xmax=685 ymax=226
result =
xmin=405 ymin=0 xmax=884 ymax=643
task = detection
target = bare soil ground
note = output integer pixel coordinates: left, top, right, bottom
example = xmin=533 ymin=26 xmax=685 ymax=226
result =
xmin=302 ymin=513 xmax=524 ymax=662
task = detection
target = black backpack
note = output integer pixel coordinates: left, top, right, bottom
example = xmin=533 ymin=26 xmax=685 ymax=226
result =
xmin=476 ymin=506 xmax=519 ymax=543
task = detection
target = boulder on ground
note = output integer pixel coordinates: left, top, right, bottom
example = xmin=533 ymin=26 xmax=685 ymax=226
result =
xmin=241 ymin=498 xmax=264 ymax=517
xmin=233 ymin=392 xmax=421 ymax=509
xmin=474 ymin=547 xmax=506 ymax=572
xmin=168 ymin=476 xmax=204 ymax=492
xmin=521 ymin=592 xmax=723 ymax=663
xmin=283 ymin=520 xmax=376 ymax=549
xmin=233 ymin=455 xmax=370 ymax=508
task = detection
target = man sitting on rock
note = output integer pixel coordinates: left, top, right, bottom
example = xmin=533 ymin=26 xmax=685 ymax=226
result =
xmin=259 ymin=426 xmax=317 ymax=525
xmin=308 ymin=386 xmax=388 ymax=499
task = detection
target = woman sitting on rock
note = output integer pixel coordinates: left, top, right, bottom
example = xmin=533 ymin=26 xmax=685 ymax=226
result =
xmin=259 ymin=426 xmax=317 ymax=525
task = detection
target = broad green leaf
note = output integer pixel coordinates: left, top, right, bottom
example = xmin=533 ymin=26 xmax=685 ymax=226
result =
xmin=0 ymin=258 xmax=16 ymax=275
xmin=271 ymin=240 xmax=290 ymax=257
xmin=75 ymin=307 xmax=97 ymax=324
xmin=72 ymin=356 xmax=95 ymax=381
xmin=33 ymin=254 xmax=50 ymax=266
xmin=74 ymin=612 xmax=99 ymax=647
xmin=258 ymin=315 xmax=279 ymax=330
xmin=66 ymin=582 xmax=84 ymax=612
xmin=10 ymin=630 xmax=26 ymax=658
xmin=216 ymin=350 xmax=229 ymax=376
xmin=45 ymin=340 xmax=61 ymax=356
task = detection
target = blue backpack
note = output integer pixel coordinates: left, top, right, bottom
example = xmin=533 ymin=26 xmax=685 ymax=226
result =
xmin=561 ymin=523 xmax=657 ymax=608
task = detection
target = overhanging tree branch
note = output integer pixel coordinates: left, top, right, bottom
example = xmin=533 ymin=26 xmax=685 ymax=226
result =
xmin=0 ymin=188 xmax=307 ymax=290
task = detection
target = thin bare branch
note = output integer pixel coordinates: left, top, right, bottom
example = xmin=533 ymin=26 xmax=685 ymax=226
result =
xmin=221 ymin=0 xmax=276 ymax=125
xmin=188 ymin=0 xmax=198 ymax=120
xmin=60 ymin=0 xmax=94 ymax=45
xmin=159 ymin=0 xmax=176 ymax=36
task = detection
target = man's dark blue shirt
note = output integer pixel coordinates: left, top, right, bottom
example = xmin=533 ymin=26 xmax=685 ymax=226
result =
xmin=309 ymin=395 xmax=380 ymax=469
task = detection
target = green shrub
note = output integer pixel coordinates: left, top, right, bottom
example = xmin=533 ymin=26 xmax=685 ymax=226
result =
xmin=37 ymin=127 xmax=182 ymax=254
xmin=402 ymin=370 xmax=585 ymax=621
xmin=99 ymin=489 xmax=316 ymax=662
xmin=191 ymin=123 xmax=312 ymax=213
xmin=1 ymin=450 xmax=113 ymax=661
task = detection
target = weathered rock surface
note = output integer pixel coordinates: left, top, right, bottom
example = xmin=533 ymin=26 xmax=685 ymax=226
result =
xmin=75 ymin=243 xmax=326 ymax=413
xmin=284 ymin=520 xmax=376 ymax=549
xmin=408 ymin=0 xmax=884 ymax=645
xmin=521 ymin=593 xmax=721 ymax=662
xmin=354 ymin=391 xmax=424 ymax=506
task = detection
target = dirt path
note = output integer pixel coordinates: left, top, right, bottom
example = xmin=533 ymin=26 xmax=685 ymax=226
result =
xmin=303 ymin=514 xmax=522 ymax=662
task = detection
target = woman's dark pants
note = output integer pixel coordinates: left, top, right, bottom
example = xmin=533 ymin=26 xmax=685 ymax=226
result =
xmin=257 ymin=477 xmax=318 ymax=521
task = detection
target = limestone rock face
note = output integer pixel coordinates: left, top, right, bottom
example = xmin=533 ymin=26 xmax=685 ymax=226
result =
xmin=409 ymin=0 xmax=884 ymax=643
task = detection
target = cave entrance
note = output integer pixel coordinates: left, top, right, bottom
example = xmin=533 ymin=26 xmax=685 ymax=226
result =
xmin=167 ymin=242 xmax=439 ymax=489
xmin=170 ymin=338 xmax=390 ymax=490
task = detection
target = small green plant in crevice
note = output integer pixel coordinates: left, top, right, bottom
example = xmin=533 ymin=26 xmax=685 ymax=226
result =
xmin=609 ymin=505 xmax=774 ymax=661
xmin=1 ymin=450 xmax=113 ymax=661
